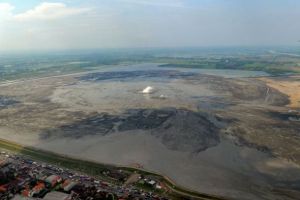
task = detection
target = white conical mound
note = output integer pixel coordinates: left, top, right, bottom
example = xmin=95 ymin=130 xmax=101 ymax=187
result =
xmin=142 ymin=86 xmax=154 ymax=94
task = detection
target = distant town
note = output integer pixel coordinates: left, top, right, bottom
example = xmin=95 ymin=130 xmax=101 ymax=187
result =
xmin=0 ymin=150 xmax=168 ymax=200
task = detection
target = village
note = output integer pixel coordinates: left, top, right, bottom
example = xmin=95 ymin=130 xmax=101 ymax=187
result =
xmin=0 ymin=151 xmax=168 ymax=200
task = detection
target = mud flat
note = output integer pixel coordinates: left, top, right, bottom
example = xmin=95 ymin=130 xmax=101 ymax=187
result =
xmin=0 ymin=64 xmax=299 ymax=200
xmin=0 ymin=96 xmax=19 ymax=108
xmin=1 ymin=129 xmax=299 ymax=200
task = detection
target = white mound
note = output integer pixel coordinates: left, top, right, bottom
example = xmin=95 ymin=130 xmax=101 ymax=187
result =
xmin=159 ymin=94 xmax=167 ymax=99
xmin=142 ymin=86 xmax=154 ymax=94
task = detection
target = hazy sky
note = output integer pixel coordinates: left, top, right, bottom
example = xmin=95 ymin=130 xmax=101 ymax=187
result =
xmin=0 ymin=0 xmax=300 ymax=51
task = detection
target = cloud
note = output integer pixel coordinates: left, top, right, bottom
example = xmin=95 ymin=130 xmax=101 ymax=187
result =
xmin=121 ymin=0 xmax=185 ymax=7
xmin=0 ymin=3 xmax=14 ymax=18
xmin=13 ymin=2 xmax=91 ymax=21
xmin=0 ymin=2 xmax=14 ymax=12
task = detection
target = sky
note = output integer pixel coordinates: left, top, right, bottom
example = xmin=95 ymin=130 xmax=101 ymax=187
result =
xmin=0 ymin=0 xmax=300 ymax=51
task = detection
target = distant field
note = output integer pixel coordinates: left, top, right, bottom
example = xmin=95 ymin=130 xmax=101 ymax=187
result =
xmin=158 ymin=55 xmax=300 ymax=75
xmin=1 ymin=49 xmax=300 ymax=82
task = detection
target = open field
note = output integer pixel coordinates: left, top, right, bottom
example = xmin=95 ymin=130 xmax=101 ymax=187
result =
xmin=259 ymin=76 xmax=300 ymax=108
